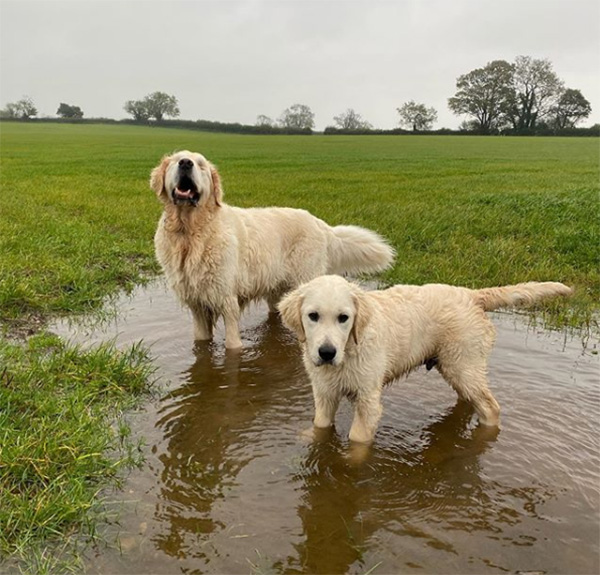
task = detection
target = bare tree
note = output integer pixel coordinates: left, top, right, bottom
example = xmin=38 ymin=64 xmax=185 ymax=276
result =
xmin=332 ymin=108 xmax=372 ymax=130
xmin=397 ymin=101 xmax=437 ymax=131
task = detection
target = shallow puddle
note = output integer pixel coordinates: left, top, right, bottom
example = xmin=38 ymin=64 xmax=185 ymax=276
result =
xmin=53 ymin=280 xmax=599 ymax=575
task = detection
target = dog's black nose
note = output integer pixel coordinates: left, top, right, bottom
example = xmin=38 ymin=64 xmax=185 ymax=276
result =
xmin=318 ymin=344 xmax=337 ymax=363
xmin=178 ymin=158 xmax=193 ymax=170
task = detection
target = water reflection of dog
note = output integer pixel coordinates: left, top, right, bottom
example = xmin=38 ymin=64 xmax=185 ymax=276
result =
xmin=150 ymin=312 xmax=309 ymax=562
xmin=290 ymin=401 xmax=505 ymax=574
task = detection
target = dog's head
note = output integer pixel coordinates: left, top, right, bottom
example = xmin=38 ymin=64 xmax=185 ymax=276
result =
xmin=278 ymin=275 xmax=372 ymax=368
xmin=150 ymin=150 xmax=223 ymax=208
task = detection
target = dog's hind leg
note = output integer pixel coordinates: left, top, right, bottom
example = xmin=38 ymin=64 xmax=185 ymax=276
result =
xmin=438 ymin=360 xmax=500 ymax=427
xmin=437 ymin=313 xmax=500 ymax=427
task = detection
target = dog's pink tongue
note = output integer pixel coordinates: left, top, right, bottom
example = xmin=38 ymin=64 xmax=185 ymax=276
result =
xmin=175 ymin=188 xmax=192 ymax=198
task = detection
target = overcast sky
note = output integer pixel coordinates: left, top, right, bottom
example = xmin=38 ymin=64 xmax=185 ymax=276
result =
xmin=1 ymin=0 xmax=599 ymax=130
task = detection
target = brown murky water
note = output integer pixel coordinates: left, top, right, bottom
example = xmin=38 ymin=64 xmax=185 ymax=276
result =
xmin=53 ymin=281 xmax=599 ymax=575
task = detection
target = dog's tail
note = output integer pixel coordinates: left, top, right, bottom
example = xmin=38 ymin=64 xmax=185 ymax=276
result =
xmin=327 ymin=225 xmax=395 ymax=275
xmin=472 ymin=282 xmax=572 ymax=311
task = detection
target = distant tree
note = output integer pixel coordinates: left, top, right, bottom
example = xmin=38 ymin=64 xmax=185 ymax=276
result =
xmin=448 ymin=60 xmax=516 ymax=133
xmin=17 ymin=96 xmax=37 ymax=119
xmin=551 ymin=88 xmax=592 ymax=129
xmin=57 ymin=102 xmax=84 ymax=119
xmin=143 ymin=91 xmax=180 ymax=121
xmin=124 ymin=92 xmax=179 ymax=122
xmin=332 ymin=108 xmax=372 ymax=130
xmin=458 ymin=119 xmax=481 ymax=132
xmin=2 ymin=96 xmax=38 ymax=119
xmin=397 ymin=101 xmax=437 ymax=131
xmin=278 ymin=103 xmax=315 ymax=130
xmin=124 ymin=99 xmax=150 ymax=121
xmin=0 ymin=102 xmax=19 ymax=118
xmin=508 ymin=56 xmax=563 ymax=131
xmin=256 ymin=114 xmax=275 ymax=127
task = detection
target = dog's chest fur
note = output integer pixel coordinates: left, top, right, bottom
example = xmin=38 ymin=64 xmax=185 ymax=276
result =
xmin=155 ymin=210 xmax=228 ymax=304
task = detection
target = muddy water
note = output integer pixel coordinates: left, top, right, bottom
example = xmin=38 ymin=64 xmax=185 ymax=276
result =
xmin=53 ymin=281 xmax=599 ymax=575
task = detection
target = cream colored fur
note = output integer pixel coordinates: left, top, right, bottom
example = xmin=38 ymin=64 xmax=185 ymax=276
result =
xmin=150 ymin=151 xmax=395 ymax=348
xmin=278 ymin=275 xmax=572 ymax=443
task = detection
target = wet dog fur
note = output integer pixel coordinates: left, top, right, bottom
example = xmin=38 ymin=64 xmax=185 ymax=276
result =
xmin=279 ymin=275 xmax=572 ymax=443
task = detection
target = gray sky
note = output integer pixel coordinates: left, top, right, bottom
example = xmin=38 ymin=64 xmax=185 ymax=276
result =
xmin=1 ymin=0 xmax=599 ymax=130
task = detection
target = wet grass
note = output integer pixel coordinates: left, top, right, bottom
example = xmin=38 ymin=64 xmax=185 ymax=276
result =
xmin=1 ymin=122 xmax=598 ymax=331
xmin=0 ymin=333 xmax=155 ymax=573
xmin=0 ymin=122 xmax=598 ymax=571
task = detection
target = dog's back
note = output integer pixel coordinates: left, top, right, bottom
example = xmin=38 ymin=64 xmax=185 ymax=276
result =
xmin=231 ymin=205 xmax=394 ymax=300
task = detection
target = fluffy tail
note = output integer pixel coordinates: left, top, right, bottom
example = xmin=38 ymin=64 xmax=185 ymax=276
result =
xmin=327 ymin=225 xmax=395 ymax=275
xmin=472 ymin=282 xmax=572 ymax=311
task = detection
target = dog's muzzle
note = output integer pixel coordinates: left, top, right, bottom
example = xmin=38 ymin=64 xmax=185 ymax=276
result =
xmin=172 ymin=160 xmax=200 ymax=206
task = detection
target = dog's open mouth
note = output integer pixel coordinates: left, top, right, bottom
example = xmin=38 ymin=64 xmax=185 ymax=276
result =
xmin=172 ymin=175 xmax=200 ymax=206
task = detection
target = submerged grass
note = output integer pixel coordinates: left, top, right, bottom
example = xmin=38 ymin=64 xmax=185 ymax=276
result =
xmin=0 ymin=122 xmax=598 ymax=571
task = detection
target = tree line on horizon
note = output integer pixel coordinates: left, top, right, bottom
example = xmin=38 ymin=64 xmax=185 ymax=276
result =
xmin=1 ymin=56 xmax=594 ymax=135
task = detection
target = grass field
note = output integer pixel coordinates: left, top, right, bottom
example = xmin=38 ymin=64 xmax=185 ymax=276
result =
xmin=0 ymin=122 xmax=598 ymax=571
xmin=1 ymin=122 xmax=598 ymax=328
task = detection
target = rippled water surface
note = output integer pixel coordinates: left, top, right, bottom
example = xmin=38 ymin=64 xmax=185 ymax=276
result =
xmin=53 ymin=281 xmax=599 ymax=575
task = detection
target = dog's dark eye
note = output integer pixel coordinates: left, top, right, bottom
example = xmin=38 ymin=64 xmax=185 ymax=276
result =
xmin=308 ymin=312 xmax=319 ymax=322
xmin=338 ymin=314 xmax=349 ymax=323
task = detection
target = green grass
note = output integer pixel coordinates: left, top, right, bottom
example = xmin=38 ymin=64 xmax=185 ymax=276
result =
xmin=1 ymin=122 xmax=598 ymax=330
xmin=0 ymin=122 xmax=598 ymax=571
xmin=0 ymin=333 xmax=154 ymax=573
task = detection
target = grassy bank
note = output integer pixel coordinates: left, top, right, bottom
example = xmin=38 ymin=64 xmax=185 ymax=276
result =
xmin=0 ymin=335 xmax=154 ymax=573
xmin=0 ymin=122 xmax=598 ymax=570
xmin=0 ymin=123 xmax=163 ymax=572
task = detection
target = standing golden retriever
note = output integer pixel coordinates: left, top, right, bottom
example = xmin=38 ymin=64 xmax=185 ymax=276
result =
xmin=150 ymin=151 xmax=395 ymax=349
xmin=278 ymin=275 xmax=572 ymax=443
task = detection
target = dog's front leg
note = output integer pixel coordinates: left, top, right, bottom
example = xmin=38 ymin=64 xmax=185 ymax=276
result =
xmin=223 ymin=298 xmax=242 ymax=349
xmin=348 ymin=390 xmax=383 ymax=443
xmin=313 ymin=385 xmax=341 ymax=429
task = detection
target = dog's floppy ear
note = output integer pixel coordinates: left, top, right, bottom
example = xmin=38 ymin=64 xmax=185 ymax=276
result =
xmin=209 ymin=162 xmax=223 ymax=207
xmin=278 ymin=288 xmax=305 ymax=343
xmin=150 ymin=155 xmax=170 ymax=197
xmin=351 ymin=289 xmax=372 ymax=345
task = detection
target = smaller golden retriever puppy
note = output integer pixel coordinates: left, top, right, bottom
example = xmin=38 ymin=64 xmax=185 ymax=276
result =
xmin=278 ymin=275 xmax=572 ymax=443
xmin=150 ymin=151 xmax=394 ymax=349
